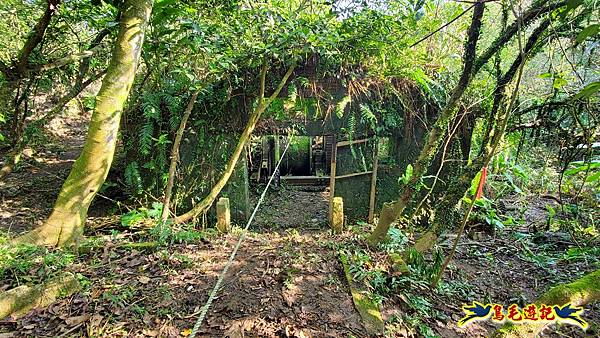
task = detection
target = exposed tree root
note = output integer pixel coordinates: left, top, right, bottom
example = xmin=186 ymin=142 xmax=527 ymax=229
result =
xmin=491 ymin=269 xmax=600 ymax=338
xmin=339 ymin=251 xmax=384 ymax=335
xmin=0 ymin=272 xmax=80 ymax=320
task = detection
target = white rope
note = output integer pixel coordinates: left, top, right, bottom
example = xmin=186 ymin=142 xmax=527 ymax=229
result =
xmin=188 ymin=133 xmax=293 ymax=338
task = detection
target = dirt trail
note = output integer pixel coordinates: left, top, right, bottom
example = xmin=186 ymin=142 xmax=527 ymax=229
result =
xmin=2 ymin=187 xmax=367 ymax=337
xmin=0 ymin=110 xmax=367 ymax=337
xmin=0 ymin=112 xmax=90 ymax=235
xmin=2 ymin=115 xmax=597 ymax=337
xmin=195 ymin=187 xmax=366 ymax=336
xmin=196 ymin=230 xmax=365 ymax=337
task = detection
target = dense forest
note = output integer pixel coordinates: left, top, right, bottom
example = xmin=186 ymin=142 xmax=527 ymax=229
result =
xmin=0 ymin=0 xmax=598 ymax=337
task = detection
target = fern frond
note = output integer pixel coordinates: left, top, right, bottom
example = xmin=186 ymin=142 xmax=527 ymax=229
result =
xmin=163 ymin=93 xmax=181 ymax=114
xmin=169 ymin=114 xmax=180 ymax=132
xmin=124 ymin=161 xmax=143 ymax=195
xmin=139 ymin=121 xmax=154 ymax=156
xmin=336 ymin=95 xmax=352 ymax=118
xmin=142 ymin=94 xmax=161 ymax=120
xmin=360 ymin=103 xmax=377 ymax=130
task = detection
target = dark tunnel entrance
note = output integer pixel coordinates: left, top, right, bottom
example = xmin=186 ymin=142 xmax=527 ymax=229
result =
xmin=247 ymin=135 xmax=334 ymax=186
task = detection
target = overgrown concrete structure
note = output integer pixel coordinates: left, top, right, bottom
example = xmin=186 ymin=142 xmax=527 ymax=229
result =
xmin=122 ymin=61 xmax=474 ymax=226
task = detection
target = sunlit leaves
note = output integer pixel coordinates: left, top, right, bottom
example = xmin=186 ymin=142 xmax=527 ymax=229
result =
xmin=336 ymin=95 xmax=352 ymax=118
xmin=575 ymin=24 xmax=599 ymax=45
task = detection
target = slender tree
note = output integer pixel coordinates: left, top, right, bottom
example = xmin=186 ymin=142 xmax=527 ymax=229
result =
xmin=14 ymin=0 xmax=154 ymax=246
xmin=174 ymin=64 xmax=296 ymax=224
xmin=367 ymin=0 xmax=571 ymax=245
xmin=368 ymin=1 xmax=485 ymax=245
xmin=161 ymin=89 xmax=201 ymax=221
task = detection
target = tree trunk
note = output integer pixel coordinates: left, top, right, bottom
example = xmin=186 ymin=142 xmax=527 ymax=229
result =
xmin=13 ymin=0 xmax=154 ymax=247
xmin=368 ymin=2 xmax=485 ymax=245
xmin=369 ymin=0 xmax=563 ymax=246
xmin=13 ymin=0 xmax=61 ymax=77
xmin=161 ymin=89 xmax=201 ymax=221
xmin=412 ymin=16 xmax=552 ymax=254
xmin=0 ymin=272 xmax=80 ymax=320
xmin=174 ymin=64 xmax=295 ymax=224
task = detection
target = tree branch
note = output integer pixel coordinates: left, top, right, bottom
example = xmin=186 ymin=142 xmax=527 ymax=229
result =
xmin=473 ymin=0 xmax=568 ymax=75
xmin=22 ymin=44 xmax=104 ymax=76
xmin=13 ymin=0 xmax=61 ymax=76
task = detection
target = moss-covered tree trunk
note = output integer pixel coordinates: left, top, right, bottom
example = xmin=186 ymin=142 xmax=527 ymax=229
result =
xmin=161 ymin=89 xmax=201 ymax=221
xmin=175 ymin=64 xmax=295 ymax=224
xmin=491 ymin=269 xmax=600 ymax=338
xmin=0 ymin=272 xmax=80 ymax=320
xmin=368 ymin=2 xmax=485 ymax=245
xmin=412 ymin=17 xmax=553 ymax=254
xmin=14 ymin=0 xmax=154 ymax=246
xmin=370 ymin=1 xmax=566 ymax=246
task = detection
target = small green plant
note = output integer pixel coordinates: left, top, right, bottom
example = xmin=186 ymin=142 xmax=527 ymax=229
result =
xmin=403 ymin=314 xmax=441 ymax=338
xmin=102 ymin=284 xmax=136 ymax=308
xmin=545 ymin=204 xmax=556 ymax=228
xmin=404 ymin=247 xmax=444 ymax=283
xmin=121 ymin=202 xmax=163 ymax=227
xmin=379 ymin=228 xmax=409 ymax=252
xmin=400 ymin=164 xmax=413 ymax=185
xmin=472 ymin=198 xmax=506 ymax=231
xmin=131 ymin=304 xmax=148 ymax=317
xmin=0 ymin=243 xmax=75 ymax=285
xmin=562 ymin=247 xmax=600 ymax=263
xmin=148 ymin=222 xmax=205 ymax=245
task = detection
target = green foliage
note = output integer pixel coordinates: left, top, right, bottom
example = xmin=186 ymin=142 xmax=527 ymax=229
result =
xmin=0 ymin=242 xmax=75 ymax=286
xmin=546 ymin=204 xmax=557 ymax=227
xmin=124 ymin=161 xmax=143 ymax=196
xmin=575 ymin=24 xmax=599 ymax=45
xmin=148 ymin=222 xmax=206 ymax=246
xmin=379 ymin=228 xmax=409 ymax=252
xmin=336 ymin=95 xmax=352 ymax=118
xmin=393 ymin=314 xmax=441 ymax=338
xmin=472 ymin=197 xmax=509 ymax=231
xmin=359 ymin=103 xmax=377 ymax=130
xmin=120 ymin=202 xmax=163 ymax=227
xmin=563 ymin=160 xmax=600 ymax=177
xmin=404 ymin=247 xmax=444 ymax=283
xmin=346 ymin=249 xmax=389 ymax=305
xmin=561 ymin=246 xmax=600 ymax=264
xmin=400 ymin=164 xmax=413 ymax=185
xmin=573 ymin=81 xmax=600 ymax=100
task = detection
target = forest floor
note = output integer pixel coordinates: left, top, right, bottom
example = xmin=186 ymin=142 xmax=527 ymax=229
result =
xmin=0 ymin=113 xmax=598 ymax=337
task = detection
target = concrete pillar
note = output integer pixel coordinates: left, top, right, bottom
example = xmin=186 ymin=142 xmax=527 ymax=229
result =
xmin=216 ymin=197 xmax=231 ymax=233
xmin=331 ymin=197 xmax=344 ymax=233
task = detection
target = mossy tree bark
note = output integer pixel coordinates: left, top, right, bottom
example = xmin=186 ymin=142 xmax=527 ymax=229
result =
xmin=13 ymin=0 xmax=154 ymax=247
xmin=0 ymin=272 xmax=80 ymax=320
xmin=368 ymin=0 xmax=567 ymax=246
xmin=161 ymin=89 xmax=201 ymax=221
xmin=175 ymin=64 xmax=295 ymax=224
xmin=491 ymin=269 xmax=600 ymax=338
xmin=367 ymin=2 xmax=485 ymax=245
xmin=411 ymin=16 xmax=559 ymax=255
